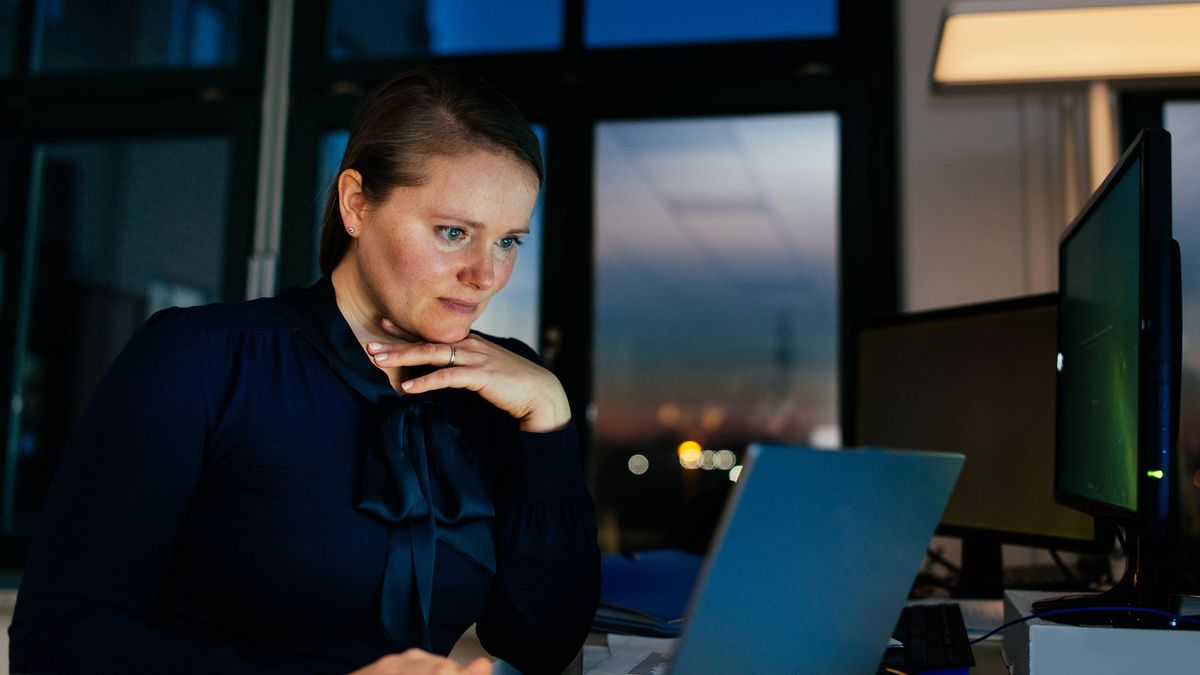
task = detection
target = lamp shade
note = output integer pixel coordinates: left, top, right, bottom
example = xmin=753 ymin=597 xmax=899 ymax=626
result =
xmin=932 ymin=0 xmax=1200 ymax=86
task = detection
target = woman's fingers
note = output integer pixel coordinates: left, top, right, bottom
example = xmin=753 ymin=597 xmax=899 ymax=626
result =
xmin=362 ymin=334 xmax=571 ymax=432
xmin=461 ymin=658 xmax=492 ymax=675
xmin=348 ymin=648 xmax=489 ymax=674
xmin=368 ymin=341 xmax=458 ymax=368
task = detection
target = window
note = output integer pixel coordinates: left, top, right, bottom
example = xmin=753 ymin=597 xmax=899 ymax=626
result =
xmin=592 ymin=113 xmax=840 ymax=549
xmin=326 ymin=0 xmax=562 ymax=60
xmin=585 ymin=0 xmax=837 ymax=48
xmin=30 ymin=0 xmax=241 ymax=72
xmin=1 ymin=1 xmax=262 ymax=563
xmin=3 ymin=138 xmax=231 ymax=535
xmin=1163 ymin=100 xmax=1200 ymax=564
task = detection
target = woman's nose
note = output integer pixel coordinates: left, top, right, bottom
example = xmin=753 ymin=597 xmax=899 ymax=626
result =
xmin=458 ymin=245 xmax=495 ymax=290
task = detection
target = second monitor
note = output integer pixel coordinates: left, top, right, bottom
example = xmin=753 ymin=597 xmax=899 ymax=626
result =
xmin=851 ymin=294 xmax=1109 ymax=597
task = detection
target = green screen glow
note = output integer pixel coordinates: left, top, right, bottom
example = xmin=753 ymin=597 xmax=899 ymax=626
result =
xmin=1059 ymin=159 xmax=1142 ymax=512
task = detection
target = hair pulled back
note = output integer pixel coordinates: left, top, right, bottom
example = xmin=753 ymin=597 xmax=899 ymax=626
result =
xmin=317 ymin=65 xmax=544 ymax=276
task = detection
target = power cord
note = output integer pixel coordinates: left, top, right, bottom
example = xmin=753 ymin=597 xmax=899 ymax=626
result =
xmin=970 ymin=606 xmax=1200 ymax=645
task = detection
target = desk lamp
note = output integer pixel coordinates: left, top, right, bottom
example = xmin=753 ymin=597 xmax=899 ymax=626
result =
xmin=931 ymin=0 xmax=1200 ymax=203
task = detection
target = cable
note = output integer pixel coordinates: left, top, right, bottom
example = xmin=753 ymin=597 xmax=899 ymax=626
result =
xmin=970 ymin=606 xmax=1200 ymax=645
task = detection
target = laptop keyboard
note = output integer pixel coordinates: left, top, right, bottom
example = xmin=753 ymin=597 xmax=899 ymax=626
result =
xmin=887 ymin=603 xmax=975 ymax=671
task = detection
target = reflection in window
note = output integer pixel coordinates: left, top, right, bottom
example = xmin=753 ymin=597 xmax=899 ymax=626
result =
xmin=2 ymin=138 xmax=230 ymax=535
xmin=1165 ymin=101 xmax=1200 ymax=559
xmin=585 ymin=0 xmax=836 ymax=48
xmin=313 ymin=126 xmax=546 ymax=350
xmin=31 ymin=0 xmax=240 ymax=72
xmin=593 ymin=114 xmax=840 ymax=552
xmin=327 ymin=0 xmax=562 ymax=61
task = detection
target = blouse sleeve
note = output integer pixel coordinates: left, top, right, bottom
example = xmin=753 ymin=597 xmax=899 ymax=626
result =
xmin=474 ymin=340 xmax=601 ymax=675
xmin=8 ymin=309 xmax=300 ymax=675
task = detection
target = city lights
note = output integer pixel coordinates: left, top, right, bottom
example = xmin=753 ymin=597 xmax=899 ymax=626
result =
xmin=678 ymin=440 xmax=703 ymax=469
xmin=628 ymin=454 xmax=650 ymax=475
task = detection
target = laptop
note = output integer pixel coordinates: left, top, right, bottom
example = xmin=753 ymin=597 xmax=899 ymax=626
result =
xmin=663 ymin=443 xmax=964 ymax=674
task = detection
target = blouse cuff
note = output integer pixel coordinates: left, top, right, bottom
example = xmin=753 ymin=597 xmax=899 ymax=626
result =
xmin=509 ymin=422 xmax=585 ymax=501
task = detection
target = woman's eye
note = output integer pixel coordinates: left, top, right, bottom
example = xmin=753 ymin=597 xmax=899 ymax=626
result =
xmin=439 ymin=226 xmax=466 ymax=242
xmin=497 ymin=236 xmax=524 ymax=250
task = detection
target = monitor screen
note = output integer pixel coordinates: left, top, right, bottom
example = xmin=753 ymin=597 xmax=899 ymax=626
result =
xmin=1056 ymin=128 xmax=1176 ymax=531
xmin=853 ymin=295 xmax=1102 ymax=549
xmin=1057 ymin=160 xmax=1143 ymax=515
xmin=1034 ymin=128 xmax=1179 ymax=626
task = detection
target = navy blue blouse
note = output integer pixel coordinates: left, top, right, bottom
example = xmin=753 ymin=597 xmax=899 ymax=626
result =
xmin=9 ymin=278 xmax=600 ymax=675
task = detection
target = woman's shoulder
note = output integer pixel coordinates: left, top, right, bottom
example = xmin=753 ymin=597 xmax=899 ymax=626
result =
xmin=138 ymin=296 xmax=293 ymax=341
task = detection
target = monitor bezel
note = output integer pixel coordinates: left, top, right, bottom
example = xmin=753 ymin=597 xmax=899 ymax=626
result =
xmin=1054 ymin=128 xmax=1174 ymax=530
xmin=848 ymin=293 xmax=1112 ymax=555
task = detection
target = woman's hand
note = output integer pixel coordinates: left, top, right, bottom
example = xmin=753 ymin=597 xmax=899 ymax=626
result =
xmin=367 ymin=319 xmax=571 ymax=433
xmin=349 ymin=649 xmax=491 ymax=675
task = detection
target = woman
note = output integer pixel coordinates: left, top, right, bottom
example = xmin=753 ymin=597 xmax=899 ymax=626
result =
xmin=9 ymin=66 xmax=600 ymax=675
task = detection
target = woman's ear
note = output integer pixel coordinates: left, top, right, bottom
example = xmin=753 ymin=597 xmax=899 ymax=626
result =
xmin=338 ymin=169 xmax=368 ymax=236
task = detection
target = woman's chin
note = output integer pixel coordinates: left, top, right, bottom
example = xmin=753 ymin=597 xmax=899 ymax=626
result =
xmin=420 ymin=325 xmax=472 ymax=345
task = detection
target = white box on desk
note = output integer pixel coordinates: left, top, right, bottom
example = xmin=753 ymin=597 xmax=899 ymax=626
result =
xmin=1002 ymin=589 xmax=1200 ymax=675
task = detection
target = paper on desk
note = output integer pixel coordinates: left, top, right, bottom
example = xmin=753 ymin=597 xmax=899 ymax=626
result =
xmin=583 ymin=634 xmax=678 ymax=675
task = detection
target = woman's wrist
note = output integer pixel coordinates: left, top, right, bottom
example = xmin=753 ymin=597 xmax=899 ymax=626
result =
xmin=517 ymin=390 xmax=571 ymax=433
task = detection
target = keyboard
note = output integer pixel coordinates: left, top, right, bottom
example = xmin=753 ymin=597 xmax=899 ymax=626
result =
xmin=885 ymin=602 xmax=975 ymax=672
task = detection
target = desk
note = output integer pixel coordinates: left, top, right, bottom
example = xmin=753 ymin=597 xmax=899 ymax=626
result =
xmin=581 ymin=599 xmax=1014 ymax=675
xmin=581 ymin=632 xmax=1009 ymax=675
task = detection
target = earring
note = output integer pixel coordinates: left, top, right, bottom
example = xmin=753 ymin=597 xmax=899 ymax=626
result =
xmin=347 ymin=227 xmax=355 ymax=235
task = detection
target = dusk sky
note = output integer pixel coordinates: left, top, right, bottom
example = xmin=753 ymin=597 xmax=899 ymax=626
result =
xmin=593 ymin=114 xmax=840 ymax=447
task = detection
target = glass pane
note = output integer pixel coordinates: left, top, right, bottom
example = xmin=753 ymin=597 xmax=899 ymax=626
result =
xmin=0 ymin=0 xmax=17 ymax=73
xmin=1165 ymin=101 xmax=1200 ymax=562
xmin=314 ymin=126 xmax=546 ymax=350
xmin=315 ymin=129 xmax=350 ymax=271
xmin=3 ymin=137 xmax=230 ymax=535
xmin=327 ymin=0 xmax=562 ymax=61
xmin=593 ymin=113 xmax=840 ymax=551
xmin=31 ymin=0 xmax=240 ymax=73
xmin=585 ymin=0 xmax=836 ymax=48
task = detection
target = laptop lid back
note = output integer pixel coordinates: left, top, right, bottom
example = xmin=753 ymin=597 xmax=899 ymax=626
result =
xmin=670 ymin=444 xmax=964 ymax=674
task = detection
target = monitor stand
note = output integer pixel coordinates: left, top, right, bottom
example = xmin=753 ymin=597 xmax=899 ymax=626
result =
xmin=956 ymin=535 xmax=1003 ymax=598
xmin=1031 ymin=529 xmax=1190 ymax=629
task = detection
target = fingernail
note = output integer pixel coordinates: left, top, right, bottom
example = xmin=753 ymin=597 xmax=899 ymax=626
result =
xmin=401 ymin=381 xmax=413 ymax=390
xmin=374 ymin=353 xmax=387 ymax=362
xmin=382 ymin=318 xmax=394 ymax=326
xmin=367 ymin=342 xmax=381 ymax=351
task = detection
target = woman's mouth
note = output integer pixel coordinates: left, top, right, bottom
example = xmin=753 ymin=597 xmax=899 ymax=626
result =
xmin=438 ymin=298 xmax=479 ymax=314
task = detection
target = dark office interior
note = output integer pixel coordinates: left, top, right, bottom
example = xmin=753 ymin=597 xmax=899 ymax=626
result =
xmin=1 ymin=0 xmax=1200 ymax=670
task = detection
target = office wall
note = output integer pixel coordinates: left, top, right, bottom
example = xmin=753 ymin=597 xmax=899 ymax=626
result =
xmin=898 ymin=0 xmax=1089 ymax=312
xmin=897 ymin=0 xmax=1099 ymax=571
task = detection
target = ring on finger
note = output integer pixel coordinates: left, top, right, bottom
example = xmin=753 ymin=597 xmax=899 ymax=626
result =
xmin=447 ymin=345 xmax=457 ymax=367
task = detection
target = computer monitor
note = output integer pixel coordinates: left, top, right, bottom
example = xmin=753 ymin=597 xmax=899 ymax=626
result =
xmin=1035 ymin=128 xmax=1183 ymax=627
xmin=851 ymin=295 xmax=1111 ymax=598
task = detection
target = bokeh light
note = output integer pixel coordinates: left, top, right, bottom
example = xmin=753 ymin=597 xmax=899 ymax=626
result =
xmin=715 ymin=449 xmax=736 ymax=470
xmin=678 ymin=440 xmax=703 ymax=469
xmin=628 ymin=454 xmax=650 ymax=475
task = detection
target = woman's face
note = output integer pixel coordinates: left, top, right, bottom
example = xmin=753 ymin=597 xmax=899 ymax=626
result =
xmin=344 ymin=149 xmax=539 ymax=344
